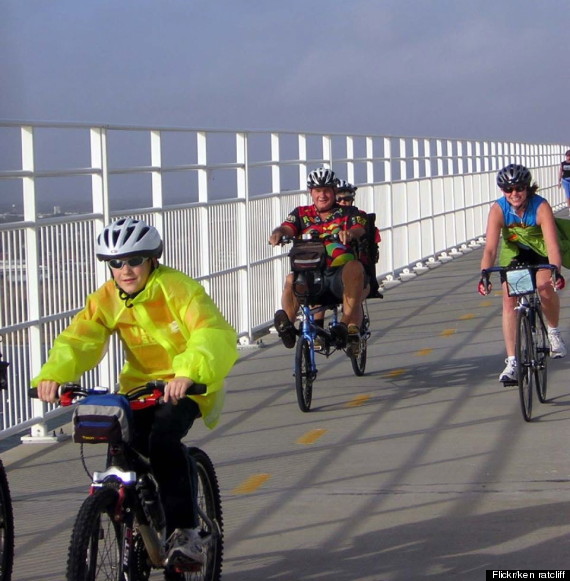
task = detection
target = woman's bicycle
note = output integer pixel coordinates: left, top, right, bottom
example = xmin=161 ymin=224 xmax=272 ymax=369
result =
xmin=482 ymin=264 xmax=558 ymax=422
xmin=0 ymin=350 xmax=14 ymax=581
xmin=30 ymin=381 xmax=223 ymax=581
xmin=285 ymin=235 xmax=371 ymax=412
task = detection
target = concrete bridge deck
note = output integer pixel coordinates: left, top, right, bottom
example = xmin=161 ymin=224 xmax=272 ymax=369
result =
xmin=3 ymin=241 xmax=570 ymax=581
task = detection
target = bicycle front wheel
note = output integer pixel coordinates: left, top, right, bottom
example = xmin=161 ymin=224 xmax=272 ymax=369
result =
xmin=179 ymin=447 xmax=223 ymax=581
xmin=295 ymin=337 xmax=315 ymax=412
xmin=0 ymin=459 xmax=14 ymax=581
xmin=516 ymin=310 xmax=534 ymax=422
xmin=349 ymin=319 xmax=368 ymax=376
xmin=66 ymin=487 xmax=123 ymax=581
xmin=535 ymin=309 xmax=549 ymax=403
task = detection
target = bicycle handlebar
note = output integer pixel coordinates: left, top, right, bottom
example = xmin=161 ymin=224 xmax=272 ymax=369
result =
xmin=482 ymin=264 xmax=559 ymax=277
xmin=279 ymin=232 xmax=340 ymax=245
xmin=28 ymin=380 xmax=207 ymax=404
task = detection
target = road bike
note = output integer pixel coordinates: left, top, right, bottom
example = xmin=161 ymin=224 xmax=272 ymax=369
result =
xmin=30 ymin=381 xmax=223 ymax=580
xmin=0 ymin=349 xmax=14 ymax=581
xmin=482 ymin=264 xmax=558 ymax=422
xmin=285 ymin=235 xmax=371 ymax=412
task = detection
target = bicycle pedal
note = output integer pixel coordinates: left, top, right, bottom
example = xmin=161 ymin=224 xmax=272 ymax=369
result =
xmin=502 ymin=380 xmax=517 ymax=387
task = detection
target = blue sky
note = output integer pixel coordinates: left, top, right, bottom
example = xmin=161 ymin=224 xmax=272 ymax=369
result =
xmin=1 ymin=0 xmax=568 ymax=143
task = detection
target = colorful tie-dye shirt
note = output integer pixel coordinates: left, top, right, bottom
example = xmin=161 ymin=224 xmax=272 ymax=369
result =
xmin=281 ymin=204 xmax=368 ymax=268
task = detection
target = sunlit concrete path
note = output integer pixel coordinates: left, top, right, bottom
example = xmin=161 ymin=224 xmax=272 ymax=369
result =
xmin=4 ymin=239 xmax=570 ymax=581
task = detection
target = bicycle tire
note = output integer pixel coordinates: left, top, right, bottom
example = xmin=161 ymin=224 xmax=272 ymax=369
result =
xmin=168 ymin=447 xmax=223 ymax=581
xmin=534 ymin=308 xmax=549 ymax=403
xmin=0 ymin=459 xmax=14 ymax=581
xmin=516 ymin=310 xmax=534 ymax=422
xmin=349 ymin=322 xmax=368 ymax=377
xmin=66 ymin=486 xmax=123 ymax=581
xmin=295 ymin=337 xmax=314 ymax=412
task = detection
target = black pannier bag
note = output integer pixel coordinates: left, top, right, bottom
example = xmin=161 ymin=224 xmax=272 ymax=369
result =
xmin=289 ymin=240 xmax=326 ymax=272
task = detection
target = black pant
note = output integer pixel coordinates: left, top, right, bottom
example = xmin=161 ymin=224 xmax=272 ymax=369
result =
xmin=131 ymin=398 xmax=200 ymax=532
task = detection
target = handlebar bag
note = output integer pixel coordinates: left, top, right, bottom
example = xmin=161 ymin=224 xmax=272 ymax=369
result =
xmin=73 ymin=394 xmax=133 ymax=444
xmin=289 ymin=240 xmax=326 ymax=272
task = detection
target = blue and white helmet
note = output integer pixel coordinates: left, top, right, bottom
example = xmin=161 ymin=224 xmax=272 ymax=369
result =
xmin=96 ymin=218 xmax=163 ymax=260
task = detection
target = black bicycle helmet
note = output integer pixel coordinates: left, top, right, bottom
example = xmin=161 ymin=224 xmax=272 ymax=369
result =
xmin=307 ymin=167 xmax=337 ymax=189
xmin=336 ymin=179 xmax=357 ymax=195
xmin=496 ymin=164 xmax=532 ymax=189
xmin=96 ymin=218 xmax=163 ymax=260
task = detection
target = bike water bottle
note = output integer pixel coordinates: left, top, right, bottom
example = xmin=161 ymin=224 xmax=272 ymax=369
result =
xmin=137 ymin=474 xmax=166 ymax=531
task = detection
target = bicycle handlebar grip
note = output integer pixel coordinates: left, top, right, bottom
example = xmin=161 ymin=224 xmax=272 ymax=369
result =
xmin=28 ymin=387 xmax=38 ymax=399
xmin=146 ymin=380 xmax=207 ymax=396
xmin=187 ymin=383 xmax=207 ymax=395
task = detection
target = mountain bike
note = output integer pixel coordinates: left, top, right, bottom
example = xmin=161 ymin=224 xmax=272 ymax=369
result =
xmin=285 ymin=235 xmax=371 ymax=412
xmin=482 ymin=264 xmax=558 ymax=422
xmin=0 ymin=349 xmax=14 ymax=581
xmin=30 ymin=381 xmax=223 ymax=581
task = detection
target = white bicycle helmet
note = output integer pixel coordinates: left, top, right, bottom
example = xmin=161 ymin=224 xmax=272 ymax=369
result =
xmin=96 ymin=218 xmax=163 ymax=260
xmin=307 ymin=167 xmax=337 ymax=189
xmin=336 ymin=179 xmax=357 ymax=195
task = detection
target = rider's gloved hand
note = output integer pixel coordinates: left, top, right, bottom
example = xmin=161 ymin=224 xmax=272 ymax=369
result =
xmin=478 ymin=273 xmax=492 ymax=296
xmin=554 ymin=270 xmax=566 ymax=291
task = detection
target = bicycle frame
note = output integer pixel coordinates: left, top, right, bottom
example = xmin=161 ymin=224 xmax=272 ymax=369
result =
xmin=482 ymin=263 xmax=557 ymax=421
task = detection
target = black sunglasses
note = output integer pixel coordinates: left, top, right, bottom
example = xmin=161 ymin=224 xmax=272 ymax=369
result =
xmin=108 ymin=256 xmax=149 ymax=269
xmin=502 ymin=185 xmax=527 ymax=194
xmin=337 ymin=196 xmax=354 ymax=202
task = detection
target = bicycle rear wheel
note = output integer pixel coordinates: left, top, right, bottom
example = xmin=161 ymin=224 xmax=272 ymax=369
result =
xmin=516 ymin=310 xmax=534 ymax=422
xmin=295 ymin=337 xmax=315 ymax=412
xmin=166 ymin=448 xmax=223 ymax=581
xmin=534 ymin=309 xmax=549 ymax=403
xmin=0 ymin=459 xmax=14 ymax=581
xmin=66 ymin=486 xmax=123 ymax=581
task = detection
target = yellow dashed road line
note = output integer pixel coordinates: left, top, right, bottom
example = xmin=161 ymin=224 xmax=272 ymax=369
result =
xmin=440 ymin=328 xmax=456 ymax=337
xmin=232 ymin=473 xmax=271 ymax=495
xmin=459 ymin=313 xmax=475 ymax=320
xmin=296 ymin=429 xmax=327 ymax=445
xmin=416 ymin=348 xmax=433 ymax=356
xmin=345 ymin=394 xmax=370 ymax=407
xmin=385 ymin=368 xmax=406 ymax=377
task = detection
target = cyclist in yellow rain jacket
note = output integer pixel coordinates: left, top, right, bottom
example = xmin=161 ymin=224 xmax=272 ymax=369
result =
xmin=32 ymin=217 xmax=237 ymax=570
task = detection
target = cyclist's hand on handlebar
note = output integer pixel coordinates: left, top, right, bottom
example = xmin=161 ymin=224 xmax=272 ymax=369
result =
xmin=478 ymin=273 xmax=492 ymax=296
xmin=554 ymin=270 xmax=566 ymax=291
xmin=164 ymin=377 xmax=194 ymax=405
xmin=338 ymin=230 xmax=355 ymax=245
xmin=37 ymin=380 xmax=60 ymax=403
xmin=269 ymin=227 xmax=290 ymax=247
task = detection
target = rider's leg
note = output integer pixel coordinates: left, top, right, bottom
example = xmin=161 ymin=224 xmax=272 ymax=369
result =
xmin=537 ymin=269 xmax=566 ymax=357
xmin=502 ymin=285 xmax=517 ymax=357
xmin=281 ymin=272 xmax=299 ymax=322
xmin=537 ymin=269 xmax=560 ymax=328
xmin=340 ymin=260 xmax=366 ymax=327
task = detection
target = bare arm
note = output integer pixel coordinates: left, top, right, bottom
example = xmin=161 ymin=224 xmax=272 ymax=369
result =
xmin=268 ymin=224 xmax=295 ymax=246
xmin=480 ymin=203 xmax=503 ymax=271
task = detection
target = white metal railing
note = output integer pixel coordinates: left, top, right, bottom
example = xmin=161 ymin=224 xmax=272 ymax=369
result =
xmin=0 ymin=120 xmax=568 ymax=436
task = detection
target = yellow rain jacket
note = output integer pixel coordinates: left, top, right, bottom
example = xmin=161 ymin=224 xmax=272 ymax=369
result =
xmin=31 ymin=266 xmax=238 ymax=428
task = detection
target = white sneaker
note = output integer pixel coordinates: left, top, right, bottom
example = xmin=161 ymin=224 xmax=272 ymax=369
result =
xmin=548 ymin=328 xmax=567 ymax=359
xmin=499 ymin=358 xmax=517 ymax=382
xmin=165 ymin=527 xmax=205 ymax=569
